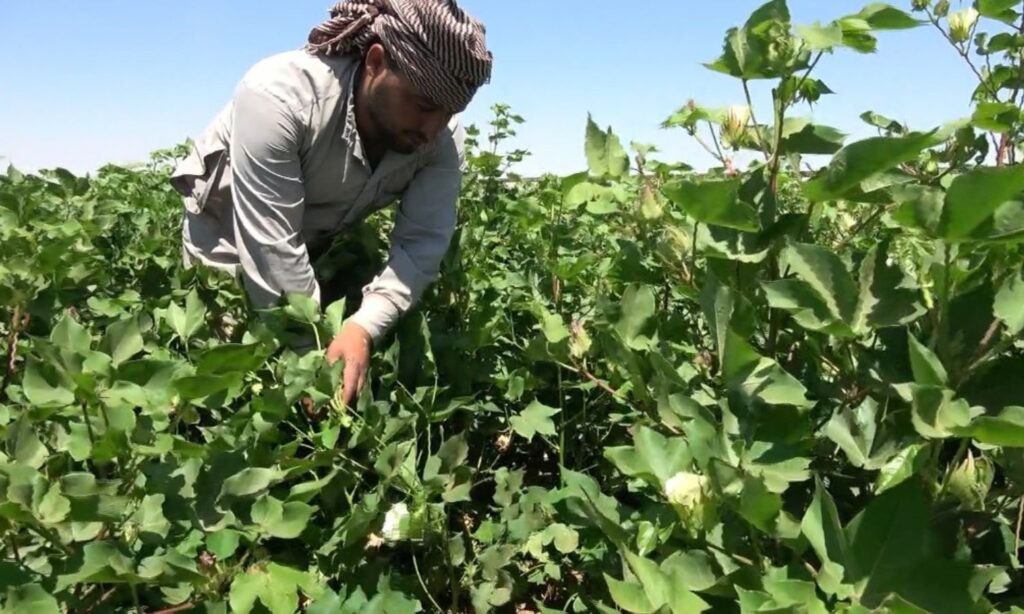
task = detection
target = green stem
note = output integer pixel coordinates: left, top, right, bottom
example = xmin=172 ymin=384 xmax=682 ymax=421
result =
xmin=412 ymin=549 xmax=444 ymax=613
xmin=742 ymin=80 xmax=772 ymax=161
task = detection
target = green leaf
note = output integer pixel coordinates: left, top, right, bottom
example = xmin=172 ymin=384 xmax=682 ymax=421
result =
xmin=99 ymin=317 xmax=143 ymax=366
xmin=603 ymin=426 xmax=691 ymax=487
xmin=875 ymin=443 xmax=928 ymax=494
xmin=51 ymin=312 xmax=91 ymax=353
xmin=853 ymin=3 xmax=920 ymax=29
xmin=739 ymin=476 xmax=783 ymax=531
xmin=195 ymin=343 xmax=269 ymax=375
xmin=494 ymin=468 xmax=524 ymax=507
xmin=284 ymin=292 xmax=321 ymax=325
xmin=804 ymin=131 xmax=940 ymax=201
xmin=853 ymin=241 xmax=926 ymax=332
xmin=723 ymin=330 xmax=811 ymax=408
xmin=4 ymin=584 xmax=60 ymax=614
xmin=940 ymin=166 xmax=1024 ymax=241
xmin=207 ymin=530 xmax=241 ymax=560
xmin=802 ymin=479 xmax=850 ymax=578
xmin=132 ymin=494 xmax=170 ymax=539
xmin=994 ymin=269 xmax=1024 ymax=335
xmin=979 ymin=0 xmax=1019 ymax=24
xmin=34 ymin=482 xmax=70 ymax=524
xmin=779 ymin=119 xmax=847 ymax=155
xmin=548 ymin=523 xmax=580 ymax=554
xmin=911 ymin=386 xmax=973 ymax=439
xmin=616 ymin=285 xmax=657 ymax=349
xmin=7 ymin=417 xmax=47 ymax=468
xmin=535 ymin=304 xmax=569 ymax=344
xmin=660 ymin=551 xmax=719 ymax=592
xmin=604 ymin=575 xmax=657 ymax=613
xmin=167 ymin=289 xmax=207 ymax=341
xmin=510 ymin=400 xmax=559 ymax=442
xmin=229 ymin=569 xmax=263 ymax=614
xmin=956 ymin=407 xmax=1024 ymax=446
xmin=907 ymin=333 xmax=947 ymax=386
xmin=781 ymin=243 xmax=858 ymax=323
xmin=845 ymin=482 xmax=930 ymax=607
xmin=251 ymin=495 xmax=316 ymax=539
xmin=972 ymin=102 xmax=1021 ymax=133
xmin=622 ymin=550 xmax=710 ymax=613
xmin=585 ymin=115 xmax=629 ymax=179
xmin=824 ymin=399 xmax=879 ymax=469
xmin=662 ymin=178 xmax=759 ymax=232
xmin=797 ymin=22 xmax=845 ymax=50
xmin=220 ymin=467 xmax=282 ymax=499
xmin=21 ymin=359 xmax=75 ymax=407
xmin=324 ymin=297 xmax=347 ymax=338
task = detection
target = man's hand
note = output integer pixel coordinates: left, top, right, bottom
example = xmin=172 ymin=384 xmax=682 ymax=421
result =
xmin=325 ymin=321 xmax=372 ymax=408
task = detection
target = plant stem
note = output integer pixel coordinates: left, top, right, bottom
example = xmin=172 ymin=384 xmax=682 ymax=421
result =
xmin=1016 ymin=496 xmax=1024 ymax=554
xmin=927 ymin=9 xmax=1000 ymax=100
xmin=149 ymin=602 xmax=196 ymax=614
xmin=412 ymin=551 xmax=444 ymax=613
xmin=743 ymin=80 xmax=772 ymax=161
xmin=7 ymin=532 xmax=19 ymax=564
xmin=0 ymin=306 xmax=26 ymax=402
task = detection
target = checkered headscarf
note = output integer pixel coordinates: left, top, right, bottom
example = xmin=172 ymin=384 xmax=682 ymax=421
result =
xmin=306 ymin=0 xmax=492 ymax=114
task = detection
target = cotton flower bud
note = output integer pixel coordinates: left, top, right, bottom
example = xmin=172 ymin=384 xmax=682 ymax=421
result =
xmin=911 ymin=0 xmax=930 ymax=10
xmin=947 ymin=8 xmax=979 ymax=44
xmin=569 ymin=320 xmax=591 ymax=359
xmin=722 ymin=105 xmax=752 ymax=144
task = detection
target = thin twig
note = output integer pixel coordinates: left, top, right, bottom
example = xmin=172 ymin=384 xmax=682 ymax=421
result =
xmin=412 ymin=552 xmax=444 ymax=613
xmin=742 ymin=80 xmax=772 ymax=161
xmin=1016 ymin=496 xmax=1023 ymax=554
xmin=83 ymin=587 xmax=118 ymax=614
xmin=556 ymin=361 xmax=623 ymax=399
xmin=693 ymin=131 xmax=726 ymax=164
xmin=0 ymin=306 xmax=27 ymax=402
xmin=148 ymin=603 xmax=195 ymax=614
xmin=834 ymin=206 xmax=888 ymax=252
xmin=926 ymin=9 xmax=1000 ymax=100
xmin=706 ymin=120 xmax=727 ymax=162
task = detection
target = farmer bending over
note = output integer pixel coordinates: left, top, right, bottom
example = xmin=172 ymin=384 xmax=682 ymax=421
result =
xmin=169 ymin=0 xmax=492 ymax=406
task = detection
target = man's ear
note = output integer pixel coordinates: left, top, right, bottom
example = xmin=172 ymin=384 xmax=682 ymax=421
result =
xmin=364 ymin=43 xmax=388 ymax=79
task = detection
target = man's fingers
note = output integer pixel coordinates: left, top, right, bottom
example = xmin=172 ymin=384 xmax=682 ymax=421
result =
xmin=342 ymin=363 xmax=358 ymax=407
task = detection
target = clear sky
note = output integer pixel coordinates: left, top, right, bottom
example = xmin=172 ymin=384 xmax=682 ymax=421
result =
xmin=0 ymin=1 xmax=978 ymax=177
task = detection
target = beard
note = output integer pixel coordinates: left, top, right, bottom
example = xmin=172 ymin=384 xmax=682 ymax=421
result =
xmin=366 ymin=90 xmax=426 ymax=155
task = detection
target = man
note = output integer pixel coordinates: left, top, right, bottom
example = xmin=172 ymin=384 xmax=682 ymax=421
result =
xmin=169 ymin=0 xmax=492 ymax=406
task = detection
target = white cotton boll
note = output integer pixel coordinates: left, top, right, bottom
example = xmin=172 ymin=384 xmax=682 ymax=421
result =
xmin=663 ymin=471 xmax=707 ymax=508
xmin=381 ymin=502 xmax=410 ymax=542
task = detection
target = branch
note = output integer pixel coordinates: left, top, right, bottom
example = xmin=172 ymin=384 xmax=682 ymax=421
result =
xmin=0 ymin=306 xmax=28 ymax=402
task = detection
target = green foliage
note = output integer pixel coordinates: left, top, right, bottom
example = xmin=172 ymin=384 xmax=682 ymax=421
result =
xmin=3 ymin=1 xmax=1024 ymax=612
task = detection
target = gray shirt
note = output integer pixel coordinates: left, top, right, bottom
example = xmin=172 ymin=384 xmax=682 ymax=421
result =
xmin=170 ymin=49 xmax=464 ymax=342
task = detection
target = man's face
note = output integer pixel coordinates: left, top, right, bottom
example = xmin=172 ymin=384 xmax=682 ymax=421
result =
xmin=365 ymin=59 xmax=452 ymax=155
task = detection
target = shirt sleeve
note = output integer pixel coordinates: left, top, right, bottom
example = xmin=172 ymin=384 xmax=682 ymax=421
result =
xmin=228 ymin=80 xmax=321 ymax=309
xmin=347 ymin=122 xmax=465 ymax=343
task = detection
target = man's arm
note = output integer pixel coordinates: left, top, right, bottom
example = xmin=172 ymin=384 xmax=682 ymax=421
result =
xmin=347 ymin=123 xmax=464 ymax=343
xmin=228 ymin=81 xmax=319 ymax=309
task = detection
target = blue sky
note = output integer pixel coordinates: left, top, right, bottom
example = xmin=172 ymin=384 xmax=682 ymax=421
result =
xmin=0 ymin=1 xmax=978 ymax=177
